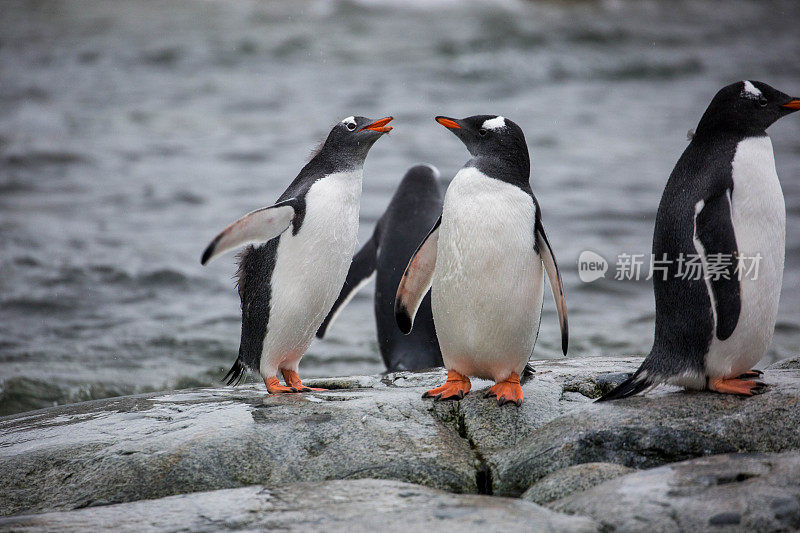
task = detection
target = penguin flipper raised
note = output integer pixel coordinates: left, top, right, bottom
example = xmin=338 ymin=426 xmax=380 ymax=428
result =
xmin=694 ymin=191 xmax=741 ymax=340
xmin=535 ymin=221 xmax=569 ymax=355
xmin=395 ymin=216 xmax=441 ymax=334
xmin=201 ymin=199 xmax=296 ymax=265
xmin=316 ymin=222 xmax=381 ymax=338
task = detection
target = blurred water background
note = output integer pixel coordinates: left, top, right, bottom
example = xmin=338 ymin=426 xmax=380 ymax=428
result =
xmin=1 ymin=0 xmax=799 ymax=415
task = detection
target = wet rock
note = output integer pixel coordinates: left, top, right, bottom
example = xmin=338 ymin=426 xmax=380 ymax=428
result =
xmin=427 ymin=356 xmax=643 ymax=458
xmin=0 ymin=385 xmax=476 ymax=516
xmin=489 ymin=364 xmax=800 ymax=496
xmin=552 ymin=452 xmax=800 ymax=533
xmin=522 ymin=462 xmax=635 ymax=505
xmin=0 ymin=479 xmax=599 ymax=532
xmin=3 ymin=355 xmax=800 ymax=518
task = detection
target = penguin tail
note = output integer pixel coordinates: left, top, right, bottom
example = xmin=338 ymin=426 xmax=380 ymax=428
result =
xmin=223 ymin=359 xmax=248 ymax=386
xmin=521 ymin=363 xmax=536 ymax=385
xmin=595 ymin=368 xmax=653 ymax=402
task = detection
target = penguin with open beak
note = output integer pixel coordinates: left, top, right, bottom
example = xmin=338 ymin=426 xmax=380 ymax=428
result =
xmin=201 ymin=116 xmax=393 ymax=393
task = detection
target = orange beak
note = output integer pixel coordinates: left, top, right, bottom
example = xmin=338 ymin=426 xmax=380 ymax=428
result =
xmin=435 ymin=116 xmax=461 ymax=129
xmin=360 ymin=117 xmax=394 ymax=133
xmin=782 ymin=99 xmax=800 ymax=110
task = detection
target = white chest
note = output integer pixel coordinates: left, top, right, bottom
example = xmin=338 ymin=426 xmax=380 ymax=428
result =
xmin=436 ymin=167 xmax=538 ymax=273
xmin=432 ymin=167 xmax=543 ymax=380
xmin=260 ymin=169 xmax=363 ymax=371
xmin=704 ymin=136 xmax=786 ymax=377
xmin=729 ymin=136 xmax=786 ymax=242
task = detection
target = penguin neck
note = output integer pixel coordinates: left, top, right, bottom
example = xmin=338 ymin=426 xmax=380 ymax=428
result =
xmin=469 ymin=154 xmax=530 ymax=189
xmin=304 ymin=145 xmax=365 ymax=177
xmin=693 ymin=113 xmax=767 ymax=142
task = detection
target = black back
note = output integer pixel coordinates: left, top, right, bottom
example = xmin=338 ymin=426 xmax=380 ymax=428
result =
xmin=375 ymin=165 xmax=444 ymax=371
xmin=317 ymin=164 xmax=444 ymax=371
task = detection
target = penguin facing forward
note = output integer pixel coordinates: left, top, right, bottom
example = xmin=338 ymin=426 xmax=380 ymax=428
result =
xmin=316 ymin=164 xmax=444 ymax=372
xmin=395 ymin=115 xmax=568 ymax=406
xmin=599 ymin=81 xmax=800 ymax=401
xmin=201 ymin=116 xmax=393 ymax=394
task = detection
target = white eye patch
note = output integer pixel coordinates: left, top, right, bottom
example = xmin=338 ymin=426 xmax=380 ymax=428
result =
xmin=341 ymin=116 xmax=356 ymax=126
xmin=741 ymin=80 xmax=762 ymax=100
xmin=481 ymin=116 xmax=506 ymax=130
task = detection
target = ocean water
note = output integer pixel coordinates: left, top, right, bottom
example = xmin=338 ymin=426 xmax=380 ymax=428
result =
xmin=1 ymin=0 xmax=799 ymax=415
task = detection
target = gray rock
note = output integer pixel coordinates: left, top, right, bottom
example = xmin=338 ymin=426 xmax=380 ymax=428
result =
xmin=489 ymin=364 xmax=800 ymax=496
xmin=552 ymin=452 xmax=800 ymax=533
xmin=3 ymin=355 xmax=800 ymax=519
xmin=0 ymin=479 xmax=599 ymax=532
xmin=0 ymin=385 xmax=476 ymax=516
xmin=522 ymin=462 xmax=635 ymax=505
xmin=428 ymin=356 xmax=644 ymax=457
xmin=768 ymin=354 xmax=800 ymax=370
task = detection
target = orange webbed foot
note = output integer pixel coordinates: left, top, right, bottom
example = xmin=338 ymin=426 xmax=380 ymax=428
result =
xmin=484 ymin=372 xmax=523 ymax=406
xmin=281 ymin=369 xmax=327 ymax=392
xmin=265 ymin=376 xmax=299 ymax=394
xmin=423 ymin=369 xmax=471 ymax=401
xmin=708 ymin=376 xmax=766 ymax=396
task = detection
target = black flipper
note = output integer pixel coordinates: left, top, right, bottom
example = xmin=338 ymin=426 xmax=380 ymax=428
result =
xmin=535 ymin=220 xmax=568 ymax=355
xmin=595 ymin=368 xmax=654 ymax=402
xmin=694 ymin=191 xmax=741 ymax=340
xmin=317 ymin=222 xmax=381 ymax=338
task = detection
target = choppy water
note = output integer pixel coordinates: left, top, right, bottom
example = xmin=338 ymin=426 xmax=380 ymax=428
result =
xmin=1 ymin=0 xmax=799 ymax=415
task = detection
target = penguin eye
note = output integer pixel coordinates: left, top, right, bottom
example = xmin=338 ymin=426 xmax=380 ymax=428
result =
xmin=346 ymin=122 xmax=357 ymax=131
xmin=478 ymin=129 xmax=488 ymax=136
xmin=758 ymin=97 xmax=768 ymax=108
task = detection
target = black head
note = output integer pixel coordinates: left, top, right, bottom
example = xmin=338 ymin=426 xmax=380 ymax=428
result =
xmin=392 ymin=164 xmax=442 ymax=201
xmin=695 ymin=81 xmax=800 ymax=138
xmin=435 ymin=115 xmax=530 ymax=180
xmin=316 ymin=116 xmax=393 ymax=168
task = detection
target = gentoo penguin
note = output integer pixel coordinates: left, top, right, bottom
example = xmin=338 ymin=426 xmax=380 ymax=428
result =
xmin=201 ymin=116 xmax=393 ymax=393
xmin=316 ymin=164 xmax=444 ymax=372
xmin=599 ymin=81 xmax=800 ymax=401
xmin=395 ymin=115 xmax=568 ymax=406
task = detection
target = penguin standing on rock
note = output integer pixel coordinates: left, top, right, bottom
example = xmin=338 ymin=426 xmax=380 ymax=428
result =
xmin=395 ymin=115 xmax=568 ymax=406
xmin=201 ymin=116 xmax=393 ymax=393
xmin=599 ymin=81 xmax=800 ymax=401
xmin=316 ymin=164 xmax=444 ymax=372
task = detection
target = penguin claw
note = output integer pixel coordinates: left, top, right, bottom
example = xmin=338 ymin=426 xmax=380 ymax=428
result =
xmin=736 ymin=370 xmax=764 ymax=379
xmin=422 ymin=370 xmax=471 ymax=401
xmin=484 ymin=373 xmax=523 ymax=407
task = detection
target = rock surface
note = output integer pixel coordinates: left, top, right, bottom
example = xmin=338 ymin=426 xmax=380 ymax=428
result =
xmin=0 ymin=384 xmax=477 ymax=516
xmin=552 ymin=452 xmax=800 ymax=533
xmin=488 ymin=359 xmax=800 ymax=495
xmin=2 ymin=354 xmax=800 ymax=522
xmin=522 ymin=462 xmax=635 ymax=505
xmin=0 ymin=479 xmax=599 ymax=532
